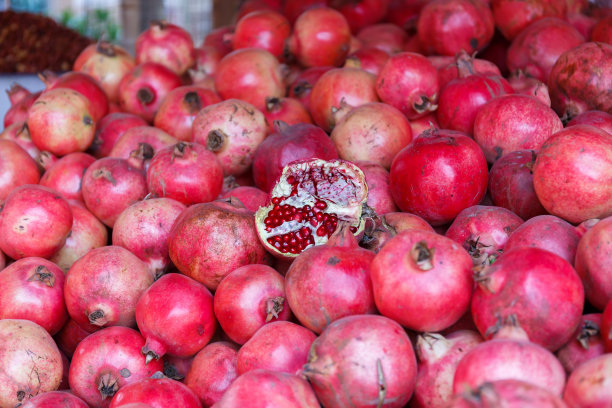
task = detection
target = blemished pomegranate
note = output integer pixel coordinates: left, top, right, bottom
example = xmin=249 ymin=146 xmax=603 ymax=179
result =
xmin=355 ymin=161 xmax=398 ymax=215
xmin=304 ymin=314 xmax=418 ymax=408
xmin=567 ymin=110 xmax=612 ymax=134
xmin=563 ymin=354 xmax=612 ymax=406
xmin=556 ymin=313 xmax=606 ymax=373
xmin=69 ymin=326 xmax=164 ymax=408
xmin=389 ymin=128 xmax=489 ymax=226
xmin=232 ymin=10 xmax=291 ymax=58
xmin=532 ymin=125 xmax=612 ymax=224
xmin=0 ymin=184 xmax=72 ymax=260
xmin=135 ymin=21 xmax=196 ymax=75
xmin=448 ymin=379 xmax=569 ymax=407
xmin=491 ymin=0 xmax=567 ymax=40
xmin=472 ymin=247 xmax=584 ymax=351
xmin=192 ymin=99 xmax=268 ymax=176
xmin=64 ymin=245 xmax=154 ymax=332
xmin=0 ymin=139 xmax=41 ymax=201
xmin=21 ymin=391 xmax=89 ymax=408
xmin=0 ymin=257 xmax=67 ymax=335
xmin=109 ymin=377 xmax=202 ymax=408
xmin=40 ymin=152 xmax=96 ymax=203
xmin=262 ymin=97 xmax=312 ymax=127
xmin=184 ymin=342 xmax=239 ymax=407
xmin=254 ymin=159 xmax=369 ymax=259
xmin=168 ymin=198 xmax=270 ymax=290
xmin=0 ymin=319 xmax=63 ymax=407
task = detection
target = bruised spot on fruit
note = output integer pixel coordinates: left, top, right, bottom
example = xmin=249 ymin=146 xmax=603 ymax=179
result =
xmin=327 ymin=256 xmax=340 ymax=266
xmin=119 ymin=368 xmax=131 ymax=378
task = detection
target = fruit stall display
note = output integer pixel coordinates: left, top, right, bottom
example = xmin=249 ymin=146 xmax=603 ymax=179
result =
xmin=1 ymin=0 xmax=612 ymax=407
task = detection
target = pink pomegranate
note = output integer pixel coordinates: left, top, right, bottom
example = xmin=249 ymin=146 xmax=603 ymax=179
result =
xmin=355 ymin=161 xmax=398 ymax=214
xmin=376 ymin=52 xmax=439 ymax=119
xmin=168 ymin=198 xmax=270 ymax=290
xmin=232 ymin=10 xmax=290 ymax=58
xmin=3 ymin=85 xmax=40 ymax=128
xmin=563 ymin=354 xmax=612 ymax=406
xmin=27 ymin=88 xmax=96 ymax=156
xmin=304 ymin=314 xmax=417 ymax=407
xmin=557 ymin=313 xmax=606 ymax=373
xmin=449 ymin=379 xmax=569 ymax=407
xmin=410 ymin=331 xmax=483 ymax=408
xmin=262 ymin=97 xmax=312 ymax=126
xmin=69 ymin=326 xmax=164 ymax=407
xmin=360 ymin=212 xmax=434 ymax=253
xmin=417 ymin=0 xmax=495 ymax=56
xmin=36 ymin=151 xmax=59 ymax=172
xmin=507 ymin=71 xmax=552 ymax=106
xmin=445 ymin=205 xmax=524 ymax=265
xmin=389 ymin=128 xmax=489 ymax=226
xmin=533 ymin=125 xmax=612 ymax=223
xmin=0 ymin=319 xmax=63 ymax=407
xmin=64 ymin=246 xmax=154 ymax=332
xmin=184 ymin=342 xmax=239 ymax=406
xmin=574 ymin=216 xmax=612 ymax=310
xmin=21 ymin=391 xmax=89 ymax=408
xmin=548 ymin=42 xmax=612 ymax=120
xmin=473 ymin=94 xmax=563 ymax=163
xmin=54 ymin=318 xmax=92 ymax=358
xmin=0 ymin=139 xmax=40 ymax=201
xmin=135 ymin=21 xmax=195 ymax=75
xmin=330 ymin=102 xmax=412 ymax=169
xmin=344 ymin=47 xmax=390 ymax=76
xmin=190 ymin=45 xmax=222 ymax=82
xmin=0 ymin=121 xmax=43 ymax=162
xmin=40 ymin=152 xmax=96 ymax=203
xmin=504 ymin=214 xmax=581 ymax=264
xmin=109 ymin=377 xmax=201 ymax=408
xmin=491 ymin=0 xmax=567 ymax=40
xmin=108 ymin=126 xmax=176 ymax=165
xmin=214 ymin=48 xmax=284 ymax=111
xmin=567 ymin=110 xmax=612 ymax=134
xmin=192 ymin=99 xmax=268 ymax=176
xmin=220 ymin=186 xmax=268 ymax=212
xmin=288 ymin=66 xmax=334 ymax=112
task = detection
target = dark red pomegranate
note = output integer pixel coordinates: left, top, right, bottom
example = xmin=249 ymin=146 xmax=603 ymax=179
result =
xmin=385 ymin=0 xmax=432 ymax=31
xmin=89 ymin=113 xmax=148 ymax=158
xmin=40 ymin=152 xmax=96 ymax=203
xmin=135 ymin=21 xmax=195 ymax=75
xmin=54 ymin=318 xmax=92 ymax=358
xmin=449 ymin=379 xmax=568 ymax=407
xmin=232 ymin=10 xmax=291 ymax=58
xmin=557 ymin=313 xmax=606 ymax=373
xmin=21 ymin=391 xmax=89 ymax=408
xmin=567 ymin=110 xmax=612 ymax=134
xmin=591 ymin=16 xmax=612 ymax=44
xmin=0 ymin=139 xmax=40 ymax=201
xmin=563 ymin=354 xmax=612 ymax=406
xmin=491 ymin=0 xmax=567 ymax=40
xmin=331 ymin=0 xmax=390 ymax=33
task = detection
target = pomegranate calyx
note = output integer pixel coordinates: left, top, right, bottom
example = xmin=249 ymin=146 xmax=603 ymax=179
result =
xmin=206 ymin=130 xmax=226 ymax=152
xmin=576 ymin=320 xmax=600 ymax=350
xmin=273 ymin=120 xmax=290 ymax=133
xmin=163 ymin=359 xmax=185 ymax=380
xmin=92 ymin=168 xmax=117 ymax=186
xmin=417 ymin=333 xmax=452 ymax=361
xmin=292 ymin=81 xmax=312 ymax=97
xmin=130 ymin=142 xmax=155 ymax=162
xmin=265 ymin=97 xmax=281 ymax=112
xmin=137 ymin=88 xmax=155 ymax=105
xmin=27 ymin=265 xmax=55 ymax=287
xmin=410 ymin=241 xmax=435 ymax=271
xmin=184 ymin=91 xmax=203 ymax=113
xmin=150 ymin=19 xmax=169 ymax=30
xmin=143 ymin=349 xmax=160 ymax=364
xmin=88 ymin=309 xmax=107 ymax=326
xmin=172 ymin=142 xmax=188 ymax=160
xmin=265 ymin=296 xmax=285 ymax=322
xmin=98 ymin=372 xmax=120 ymax=399
xmin=96 ymin=40 xmax=117 ymax=57
xmin=413 ymin=95 xmax=437 ymax=114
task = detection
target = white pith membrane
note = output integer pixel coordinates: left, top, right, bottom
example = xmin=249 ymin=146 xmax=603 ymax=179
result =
xmin=255 ymin=159 xmax=369 ymax=257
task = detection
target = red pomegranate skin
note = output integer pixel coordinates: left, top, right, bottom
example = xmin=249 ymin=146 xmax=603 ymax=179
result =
xmin=136 ymin=273 xmax=216 ymax=360
xmin=333 ymin=0 xmax=390 ymax=33
xmin=69 ymin=326 xmax=164 ymax=408
xmin=304 ymin=314 xmax=418 ymax=408
xmin=3 ymin=90 xmax=40 ymax=129
xmin=604 ymin=301 xmax=612 ymax=352
xmin=288 ymin=66 xmax=334 ymax=112
xmin=214 ymin=369 xmax=320 ymax=408
xmin=567 ymin=110 xmax=612 ymax=134
xmin=21 ymin=391 xmax=89 ymax=408
xmin=54 ymin=318 xmax=92 ymax=358
xmin=361 ymin=212 xmax=435 ymax=253
xmin=0 ymin=122 xmax=42 ymax=163
xmin=168 ymin=199 xmax=270 ymax=291
xmin=504 ymin=214 xmax=580 ymax=264
xmin=473 ymin=94 xmax=563 ymax=163
xmin=592 ymin=16 xmax=612 ymax=44
xmin=344 ymin=47 xmax=390 ymax=76
xmin=574 ymin=216 xmax=612 ymax=310
xmin=219 ymin=186 xmax=268 ymax=212
xmin=532 ymin=125 xmax=612 ymax=224
xmin=263 ymin=97 xmax=312 ymax=127
xmin=556 ymin=313 xmax=606 ymax=373
xmin=389 ymin=129 xmax=489 ymax=226
xmin=236 ymin=321 xmax=317 ymax=375
xmin=356 ymin=161 xmax=399 ymax=214
xmin=184 ymin=342 xmax=239 ymax=407
xmin=417 ymin=0 xmax=495 ymax=56
xmin=109 ymin=126 xmax=177 ymax=161
xmin=109 ymin=377 xmax=201 ymax=408
xmin=214 ymin=264 xmax=291 ymax=345
xmin=472 ymin=247 xmax=585 ymax=351
xmin=135 ymin=21 xmax=195 ymax=76
xmin=0 ymin=139 xmax=40 ymax=201
xmin=437 ymin=57 xmax=501 ymax=90
xmin=0 ymin=184 xmax=72 ymax=260
xmin=508 ymin=73 xmax=552 ymax=106
xmin=232 ymin=10 xmax=291 ymax=58
xmin=491 ymin=0 xmax=567 ymax=40
xmin=40 ymin=152 xmax=96 ymax=203
xmin=563 ymin=354 xmax=612 ymax=407
xmin=488 ymin=150 xmax=547 ymax=220
xmin=42 ymin=71 xmax=109 ymax=122
xmin=89 ymin=113 xmax=148 ymax=158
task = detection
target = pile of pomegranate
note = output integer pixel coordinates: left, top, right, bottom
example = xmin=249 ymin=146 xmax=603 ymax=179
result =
xmin=2 ymin=0 xmax=612 ymax=406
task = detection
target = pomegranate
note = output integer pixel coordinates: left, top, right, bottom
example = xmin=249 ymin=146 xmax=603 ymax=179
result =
xmin=563 ymin=354 xmax=612 ymax=406
xmin=592 ymin=16 xmax=612 ymax=43
xmin=232 ymin=10 xmax=290 ymax=58
xmin=453 ymin=317 xmax=566 ymax=395
xmin=330 ymin=102 xmax=412 ymax=169
xmin=36 ymin=151 xmax=59 ymax=172
xmin=604 ymin=301 xmax=612 ymax=352
xmin=109 ymin=377 xmax=201 ymax=408
xmin=288 ymin=66 xmax=334 ymax=112
xmin=214 ymin=369 xmax=319 ymax=408
xmin=548 ymin=42 xmax=612 ymax=120
xmin=472 ymin=247 xmax=584 ymax=350
xmin=112 ymin=198 xmax=186 ymax=277
xmin=355 ymin=161 xmax=398 ymax=214
xmin=506 ymin=18 xmax=585 ymax=82
xmin=109 ymin=126 xmax=176 ymax=164
xmin=332 ymin=0 xmax=390 ymax=33
xmin=40 ymin=152 xmax=96 ymax=203
xmin=445 ymin=205 xmax=524 ymax=265
xmin=411 ymin=331 xmax=483 ymax=408
xmin=533 ymin=125 xmax=612 ymax=224
xmin=262 ymin=97 xmax=312 ymax=126
xmin=214 ymin=264 xmax=290 ymax=344
xmin=191 ymin=45 xmax=222 ymax=79
xmin=153 ymin=86 xmax=221 ymax=142
xmin=491 ymin=0 xmax=567 ymax=40
xmin=236 ymin=321 xmax=316 ymax=374
xmin=417 ymin=0 xmax=495 ymax=56
xmin=69 ymin=326 xmax=164 ymax=407
xmin=0 ymin=139 xmax=40 ymax=201
xmin=507 ymin=71 xmax=552 ymax=106
xmin=214 ymin=48 xmax=284 ymax=111
xmin=192 ymin=99 xmax=268 ymax=176
xmin=3 ymin=87 xmax=41 ymax=129
xmin=0 ymin=122 xmax=43 ymax=162
xmin=135 ymin=21 xmax=195 ymax=75
xmin=184 ymin=342 xmax=239 ymax=406
xmin=74 ymin=41 xmax=136 ymax=102
xmin=356 ymin=23 xmax=408 ymax=54
xmin=360 ymin=212 xmax=434 ymax=252
xmin=64 ymin=245 xmax=154 ymax=332
xmin=567 ymin=110 xmax=612 ymax=134
xmin=0 ymin=184 xmax=72 ymax=260
xmin=389 ymin=128 xmax=489 ymax=226
xmin=449 ymin=379 xmax=569 ymax=407
xmin=89 ymin=113 xmax=148 ymax=158
xmin=54 ymin=318 xmax=92 ymax=358
xmin=162 ymin=355 xmax=194 ymax=381
xmin=574 ymin=216 xmax=612 ymax=310
xmin=0 ymin=319 xmax=63 ymax=407
xmin=344 ymin=47 xmax=390 ymax=76
xmin=168 ymin=198 xmax=270 ymax=290
xmin=304 ymin=314 xmax=417 ymax=407
xmin=118 ymin=62 xmax=183 ymax=123
xmin=557 ymin=314 xmax=606 ymax=373
xmin=202 ymin=25 xmax=234 ymax=57
xmin=437 ymin=56 xmax=502 ymax=90
xmin=504 ymin=214 xmax=581 ymax=264
xmin=220 ymin=186 xmax=268 ymax=212
xmin=473 ymin=94 xmax=563 ymax=163
xmin=282 ymin=0 xmax=327 ymax=23
xmin=21 ymin=391 xmax=89 ymax=408
xmin=27 ymin=88 xmax=96 ymax=156
xmin=376 ymin=52 xmax=439 ymax=120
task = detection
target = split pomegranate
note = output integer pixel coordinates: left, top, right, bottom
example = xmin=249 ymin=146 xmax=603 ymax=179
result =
xmin=556 ymin=313 xmax=606 ymax=373
xmin=567 ymin=110 xmax=612 ymax=134
xmin=135 ymin=21 xmax=195 ymax=75
xmin=507 ymin=71 xmax=551 ymax=106
xmin=360 ymin=212 xmax=434 ymax=253
xmin=288 ymin=66 xmax=334 ymax=112
xmin=40 ymin=152 xmax=96 ymax=203
xmin=69 ymin=326 xmax=163 ymax=407
xmin=89 ymin=113 xmax=148 ymax=158
xmin=532 ymin=125 xmax=612 ymax=224
xmin=563 ymin=354 xmax=612 ymax=406
xmin=491 ymin=0 xmax=567 ymax=40
xmin=262 ymin=97 xmax=312 ymax=126
xmin=109 ymin=377 xmax=201 ymax=408
xmin=192 ymin=99 xmax=268 ymax=176
xmin=355 ymin=161 xmax=398 ymax=214
xmin=21 ymin=391 xmax=89 ymax=408
xmin=232 ymin=10 xmax=291 ymax=58
xmin=64 ymin=245 xmax=154 ymax=332
xmin=472 ymin=247 xmax=584 ymax=350
xmin=0 ymin=319 xmax=63 ymax=407
xmin=108 ymin=126 xmax=176 ymax=164
xmin=449 ymin=379 xmax=569 ymax=407
xmin=220 ymin=186 xmax=268 ymax=212
xmin=255 ymin=159 xmax=369 ymax=259
xmin=304 ymin=314 xmax=417 ymax=408
xmin=0 ymin=139 xmax=40 ymax=201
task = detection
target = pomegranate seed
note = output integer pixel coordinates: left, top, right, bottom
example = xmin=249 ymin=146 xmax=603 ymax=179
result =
xmin=316 ymin=226 xmax=327 ymax=236
xmin=315 ymin=200 xmax=327 ymax=209
xmin=350 ymin=226 xmax=357 ymax=233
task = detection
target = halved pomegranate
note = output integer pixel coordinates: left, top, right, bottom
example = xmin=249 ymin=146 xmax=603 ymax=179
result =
xmin=255 ymin=158 xmax=368 ymax=259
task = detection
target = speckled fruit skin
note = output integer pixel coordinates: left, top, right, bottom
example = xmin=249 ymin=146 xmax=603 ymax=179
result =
xmin=567 ymin=110 xmax=612 ymax=134
xmin=21 ymin=391 xmax=89 ymax=408
xmin=389 ymin=129 xmax=488 ymax=226
xmin=532 ymin=125 xmax=612 ymax=224
xmin=109 ymin=377 xmax=202 ymax=408
xmin=563 ymin=354 xmax=612 ymax=407
xmin=449 ymin=379 xmax=568 ymax=408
